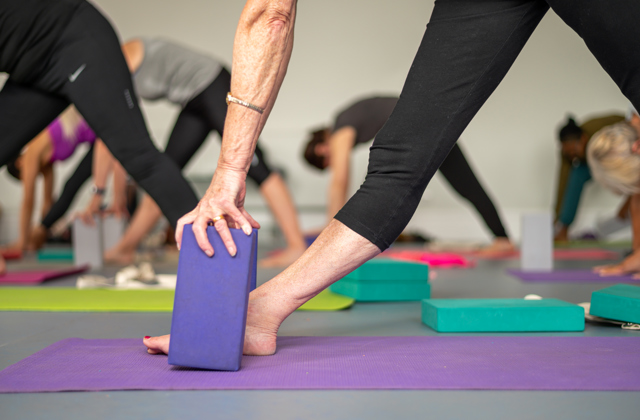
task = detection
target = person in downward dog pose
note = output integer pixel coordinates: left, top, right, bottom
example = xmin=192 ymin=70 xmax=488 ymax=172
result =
xmin=303 ymin=95 xmax=514 ymax=255
xmin=0 ymin=0 xmax=199 ymax=245
xmin=3 ymin=105 xmax=130 ymax=253
xmin=102 ymin=38 xmax=306 ymax=267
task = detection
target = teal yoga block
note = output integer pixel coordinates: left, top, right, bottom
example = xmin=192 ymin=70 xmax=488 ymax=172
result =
xmin=330 ymin=279 xmax=430 ymax=301
xmin=344 ymin=259 xmax=429 ymax=282
xmin=330 ymin=259 xmax=430 ymax=301
xmin=590 ymin=284 xmax=640 ymax=324
xmin=421 ymin=298 xmax=585 ymax=332
xmin=37 ymin=248 xmax=74 ymax=262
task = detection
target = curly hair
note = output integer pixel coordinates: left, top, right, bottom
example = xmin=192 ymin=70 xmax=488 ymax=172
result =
xmin=587 ymin=122 xmax=640 ymax=195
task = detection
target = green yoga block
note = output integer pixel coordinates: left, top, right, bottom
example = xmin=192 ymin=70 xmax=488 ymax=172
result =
xmin=330 ymin=279 xmax=430 ymax=301
xmin=590 ymin=284 xmax=640 ymax=324
xmin=37 ymin=248 xmax=74 ymax=262
xmin=344 ymin=259 xmax=429 ymax=282
xmin=421 ymin=298 xmax=585 ymax=332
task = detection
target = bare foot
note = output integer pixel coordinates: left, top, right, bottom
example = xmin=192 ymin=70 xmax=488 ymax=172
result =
xmin=143 ymin=291 xmax=282 ymax=356
xmin=28 ymin=225 xmax=48 ymax=251
xmin=104 ymin=246 xmax=136 ymax=265
xmin=476 ymin=238 xmax=517 ymax=258
xmin=258 ymin=246 xmax=306 ymax=268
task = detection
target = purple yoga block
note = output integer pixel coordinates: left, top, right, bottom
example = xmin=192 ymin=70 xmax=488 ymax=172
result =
xmin=168 ymin=225 xmax=258 ymax=371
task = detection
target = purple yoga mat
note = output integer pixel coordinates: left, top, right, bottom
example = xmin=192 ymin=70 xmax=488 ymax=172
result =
xmin=508 ymin=269 xmax=640 ymax=283
xmin=0 ymin=266 xmax=88 ymax=285
xmin=1 ymin=336 xmax=639 ymax=392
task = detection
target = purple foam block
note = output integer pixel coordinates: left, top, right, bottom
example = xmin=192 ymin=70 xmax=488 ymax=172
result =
xmin=508 ymin=269 xmax=640 ymax=283
xmin=1 ymin=336 xmax=640 ymax=392
xmin=168 ymin=225 xmax=258 ymax=371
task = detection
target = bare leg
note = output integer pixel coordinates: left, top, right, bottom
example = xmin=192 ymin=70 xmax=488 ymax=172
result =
xmin=0 ymin=255 xmax=5 ymax=275
xmin=104 ymin=194 xmax=162 ymax=264
xmin=257 ymin=173 xmax=307 ymax=268
xmin=144 ymin=219 xmax=379 ymax=355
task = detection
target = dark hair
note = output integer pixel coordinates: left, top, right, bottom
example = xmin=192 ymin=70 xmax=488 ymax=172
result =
xmin=559 ymin=116 xmax=583 ymax=142
xmin=5 ymin=156 xmax=21 ymax=181
xmin=303 ymin=128 xmax=329 ymax=170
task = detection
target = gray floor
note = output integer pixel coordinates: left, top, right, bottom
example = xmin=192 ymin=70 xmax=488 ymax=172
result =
xmin=1 ymin=245 xmax=639 ymax=419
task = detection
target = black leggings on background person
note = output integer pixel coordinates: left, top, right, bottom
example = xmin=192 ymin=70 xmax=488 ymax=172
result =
xmin=336 ymin=0 xmax=640 ymax=250
xmin=41 ymin=146 xmax=93 ymax=229
xmin=0 ymin=1 xmax=198 ymax=227
xmin=38 ymin=68 xmax=274 ymax=230
xmin=439 ymin=143 xmax=508 ymax=239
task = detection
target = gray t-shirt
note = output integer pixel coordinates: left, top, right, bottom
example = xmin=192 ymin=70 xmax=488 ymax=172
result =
xmin=333 ymin=96 xmax=398 ymax=145
xmin=133 ymin=37 xmax=223 ymax=107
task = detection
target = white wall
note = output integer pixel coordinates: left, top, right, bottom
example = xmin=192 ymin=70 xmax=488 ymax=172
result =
xmin=0 ymin=0 xmax=630 ymax=243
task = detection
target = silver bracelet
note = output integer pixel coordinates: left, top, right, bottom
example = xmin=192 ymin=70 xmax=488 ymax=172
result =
xmin=226 ymin=92 xmax=265 ymax=114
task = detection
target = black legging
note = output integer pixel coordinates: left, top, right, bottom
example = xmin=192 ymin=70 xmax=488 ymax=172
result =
xmin=0 ymin=1 xmax=197 ymax=227
xmin=336 ymin=0 xmax=640 ymax=251
xmin=165 ymin=68 xmax=272 ymax=185
xmin=41 ymin=146 xmax=93 ymax=229
xmin=39 ymin=68 xmax=274 ymax=229
xmin=439 ymin=143 xmax=507 ymax=239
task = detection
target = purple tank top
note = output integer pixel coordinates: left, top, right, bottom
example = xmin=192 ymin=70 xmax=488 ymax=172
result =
xmin=48 ymin=118 xmax=96 ymax=163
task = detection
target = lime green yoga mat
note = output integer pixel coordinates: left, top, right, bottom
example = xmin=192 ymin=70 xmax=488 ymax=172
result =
xmin=297 ymin=289 xmax=355 ymax=311
xmin=0 ymin=288 xmax=354 ymax=312
xmin=0 ymin=289 xmax=174 ymax=312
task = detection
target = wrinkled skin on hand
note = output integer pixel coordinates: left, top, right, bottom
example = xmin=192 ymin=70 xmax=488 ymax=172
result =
xmin=175 ymin=167 xmax=260 ymax=257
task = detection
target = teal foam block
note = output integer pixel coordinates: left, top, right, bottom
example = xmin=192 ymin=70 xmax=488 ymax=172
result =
xmin=329 ymin=259 xmax=430 ymax=301
xmin=37 ymin=248 xmax=74 ymax=262
xmin=422 ymin=299 xmax=585 ymax=332
xmin=590 ymin=284 xmax=640 ymax=324
xmin=344 ymin=258 xmax=430 ymax=281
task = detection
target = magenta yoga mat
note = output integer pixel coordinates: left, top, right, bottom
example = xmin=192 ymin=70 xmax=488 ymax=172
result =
xmin=0 ymin=266 xmax=88 ymax=285
xmin=1 ymin=336 xmax=639 ymax=392
xmin=508 ymin=269 xmax=640 ymax=283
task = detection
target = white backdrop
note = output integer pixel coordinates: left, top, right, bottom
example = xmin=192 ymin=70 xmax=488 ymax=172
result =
xmin=0 ymin=0 xmax=630 ymax=243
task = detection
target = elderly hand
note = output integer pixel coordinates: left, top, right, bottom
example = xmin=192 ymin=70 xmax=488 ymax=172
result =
xmin=175 ymin=167 xmax=260 ymax=257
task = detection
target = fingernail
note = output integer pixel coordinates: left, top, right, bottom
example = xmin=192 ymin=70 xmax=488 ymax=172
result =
xmin=243 ymin=226 xmax=251 ymax=235
xmin=144 ymin=336 xmax=150 ymax=340
xmin=206 ymin=250 xmax=213 ymax=257
xmin=230 ymin=249 xmax=237 ymax=257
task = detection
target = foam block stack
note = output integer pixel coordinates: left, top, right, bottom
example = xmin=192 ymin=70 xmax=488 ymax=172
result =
xmin=590 ymin=284 xmax=640 ymax=324
xmin=421 ymin=298 xmax=585 ymax=332
xmin=330 ymin=259 xmax=430 ymax=301
xmin=168 ymin=225 xmax=258 ymax=371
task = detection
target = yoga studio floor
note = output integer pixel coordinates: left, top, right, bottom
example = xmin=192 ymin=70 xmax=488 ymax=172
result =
xmin=1 ymin=242 xmax=639 ymax=420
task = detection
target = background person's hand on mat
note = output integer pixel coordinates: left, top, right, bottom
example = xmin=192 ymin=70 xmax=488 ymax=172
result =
xmin=176 ymin=167 xmax=260 ymax=257
xmin=77 ymin=196 xmax=104 ymax=226
xmin=594 ymin=250 xmax=640 ymax=278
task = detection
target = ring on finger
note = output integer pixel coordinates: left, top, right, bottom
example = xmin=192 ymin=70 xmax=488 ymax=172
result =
xmin=211 ymin=215 xmax=225 ymax=223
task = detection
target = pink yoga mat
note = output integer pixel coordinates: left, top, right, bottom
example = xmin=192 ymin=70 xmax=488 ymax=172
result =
xmin=384 ymin=250 xmax=474 ymax=268
xmin=0 ymin=266 xmax=88 ymax=285
xmin=0 ymin=249 xmax=22 ymax=260
xmin=1 ymin=336 xmax=639 ymax=392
